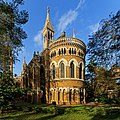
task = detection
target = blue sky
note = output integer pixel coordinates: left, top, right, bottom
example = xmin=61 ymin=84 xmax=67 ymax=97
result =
xmin=12 ymin=0 xmax=120 ymax=75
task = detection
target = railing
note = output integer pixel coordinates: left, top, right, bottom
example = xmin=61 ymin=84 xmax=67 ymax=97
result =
xmin=49 ymin=37 xmax=86 ymax=48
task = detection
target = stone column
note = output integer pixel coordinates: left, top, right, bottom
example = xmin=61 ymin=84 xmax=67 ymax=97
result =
xmin=66 ymin=66 xmax=70 ymax=78
xmin=71 ymin=90 xmax=74 ymax=104
xmin=51 ymin=90 xmax=54 ymax=102
xmin=55 ymin=90 xmax=58 ymax=104
xmin=60 ymin=90 xmax=62 ymax=104
xmin=62 ymin=90 xmax=66 ymax=104
xmin=53 ymin=90 xmax=55 ymax=101
xmin=66 ymin=90 xmax=69 ymax=104
xmin=76 ymin=92 xmax=78 ymax=104
xmin=76 ymin=66 xmax=79 ymax=78
xmin=56 ymin=67 xmax=59 ymax=79
xmin=79 ymin=89 xmax=81 ymax=104
xmin=83 ymin=88 xmax=86 ymax=104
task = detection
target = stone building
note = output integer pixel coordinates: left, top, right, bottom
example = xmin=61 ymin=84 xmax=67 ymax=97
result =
xmin=21 ymin=8 xmax=86 ymax=105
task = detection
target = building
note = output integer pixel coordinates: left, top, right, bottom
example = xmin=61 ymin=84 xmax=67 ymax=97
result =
xmin=20 ymin=8 xmax=86 ymax=105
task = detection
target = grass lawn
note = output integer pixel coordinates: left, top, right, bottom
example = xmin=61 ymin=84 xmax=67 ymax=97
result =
xmin=0 ymin=111 xmax=93 ymax=120
xmin=0 ymin=105 xmax=120 ymax=120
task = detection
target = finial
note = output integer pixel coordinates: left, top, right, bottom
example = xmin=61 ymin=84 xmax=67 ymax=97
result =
xmin=24 ymin=56 xmax=26 ymax=64
xmin=34 ymin=51 xmax=36 ymax=57
xmin=47 ymin=6 xmax=50 ymax=16
xmin=73 ymin=29 xmax=76 ymax=38
xmin=46 ymin=6 xmax=50 ymax=22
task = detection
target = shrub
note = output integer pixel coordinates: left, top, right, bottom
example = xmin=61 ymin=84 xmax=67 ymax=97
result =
xmin=34 ymin=107 xmax=42 ymax=113
xmin=55 ymin=107 xmax=65 ymax=115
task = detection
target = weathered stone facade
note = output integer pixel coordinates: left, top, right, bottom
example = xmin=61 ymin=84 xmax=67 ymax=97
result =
xmin=20 ymin=8 xmax=86 ymax=105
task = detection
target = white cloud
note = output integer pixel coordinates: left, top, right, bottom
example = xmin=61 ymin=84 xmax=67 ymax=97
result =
xmin=58 ymin=10 xmax=78 ymax=32
xmin=58 ymin=0 xmax=86 ymax=32
xmin=89 ymin=23 xmax=100 ymax=33
xmin=75 ymin=0 xmax=85 ymax=11
xmin=34 ymin=30 xmax=43 ymax=46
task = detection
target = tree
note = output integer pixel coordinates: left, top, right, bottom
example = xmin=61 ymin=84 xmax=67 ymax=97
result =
xmin=0 ymin=0 xmax=28 ymax=73
xmin=94 ymin=67 xmax=116 ymax=97
xmin=85 ymin=60 xmax=97 ymax=102
xmin=86 ymin=10 xmax=120 ymax=103
xmin=0 ymin=0 xmax=28 ymax=110
xmin=87 ymin=10 xmax=120 ymax=69
xmin=85 ymin=62 xmax=117 ymax=103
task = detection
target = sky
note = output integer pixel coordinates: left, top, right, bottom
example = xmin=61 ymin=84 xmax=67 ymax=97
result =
xmin=11 ymin=0 xmax=120 ymax=75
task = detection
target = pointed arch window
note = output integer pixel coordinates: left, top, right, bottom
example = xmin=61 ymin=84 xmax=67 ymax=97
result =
xmin=72 ymin=48 xmax=74 ymax=54
xmin=48 ymin=31 xmax=50 ymax=39
xmin=60 ymin=63 xmax=65 ymax=78
xmin=58 ymin=49 xmax=60 ymax=55
xmin=69 ymin=89 xmax=72 ymax=102
xmin=51 ymin=33 xmax=52 ymax=39
xmin=69 ymin=48 xmax=71 ymax=55
xmin=70 ymin=61 xmax=75 ymax=78
xmin=52 ymin=64 xmax=56 ymax=79
xmin=74 ymin=49 xmax=76 ymax=54
xmin=64 ymin=48 xmax=66 ymax=54
xmin=61 ymin=48 xmax=63 ymax=54
xmin=79 ymin=63 xmax=82 ymax=79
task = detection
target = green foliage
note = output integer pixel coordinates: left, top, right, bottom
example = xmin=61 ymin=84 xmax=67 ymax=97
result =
xmin=54 ymin=107 xmax=65 ymax=115
xmin=87 ymin=10 xmax=120 ymax=68
xmin=0 ymin=0 xmax=28 ymax=73
xmin=0 ymin=0 xmax=28 ymax=111
xmin=86 ymin=11 xmax=120 ymax=103
xmin=0 ymin=106 xmax=120 ymax=120
xmin=85 ymin=60 xmax=119 ymax=103
xmin=0 ymin=72 xmax=28 ymax=111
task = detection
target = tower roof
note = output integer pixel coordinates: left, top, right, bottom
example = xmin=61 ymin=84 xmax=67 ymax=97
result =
xmin=43 ymin=7 xmax=54 ymax=33
xmin=22 ymin=57 xmax=27 ymax=71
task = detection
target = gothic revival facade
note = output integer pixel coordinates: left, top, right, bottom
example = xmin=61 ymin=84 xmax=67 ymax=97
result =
xmin=21 ymin=8 xmax=86 ymax=105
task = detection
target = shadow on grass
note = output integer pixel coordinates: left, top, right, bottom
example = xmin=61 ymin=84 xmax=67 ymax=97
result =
xmin=34 ymin=114 xmax=59 ymax=120
xmin=0 ymin=113 xmax=60 ymax=120
xmin=91 ymin=108 xmax=120 ymax=120
xmin=0 ymin=112 xmax=35 ymax=120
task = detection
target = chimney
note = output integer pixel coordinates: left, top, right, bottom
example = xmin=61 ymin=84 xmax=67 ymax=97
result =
xmin=62 ymin=31 xmax=66 ymax=37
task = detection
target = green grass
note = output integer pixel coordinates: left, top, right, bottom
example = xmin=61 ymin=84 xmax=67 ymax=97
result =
xmin=0 ymin=112 xmax=91 ymax=120
xmin=0 ymin=106 xmax=120 ymax=120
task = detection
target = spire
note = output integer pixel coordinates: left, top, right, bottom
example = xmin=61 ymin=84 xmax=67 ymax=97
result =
xmin=46 ymin=6 xmax=50 ymax=22
xmin=22 ymin=57 xmax=27 ymax=74
xmin=73 ymin=29 xmax=76 ymax=38
xmin=43 ymin=7 xmax=54 ymax=49
xmin=23 ymin=57 xmax=27 ymax=66
xmin=43 ymin=7 xmax=54 ymax=32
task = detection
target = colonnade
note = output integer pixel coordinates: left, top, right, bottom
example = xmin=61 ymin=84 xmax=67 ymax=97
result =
xmin=49 ymin=88 xmax=86 ymax=104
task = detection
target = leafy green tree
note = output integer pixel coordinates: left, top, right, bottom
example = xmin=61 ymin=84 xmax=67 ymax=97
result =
xmin=0 ymin=0 xmax=28 ymax=110
xmin=85 ymin=62 xmax=117 ymax=103
xmin=0 ymin=73 xmax=24 ymax=104
xmin=94 ymin=67 xmax=116 ymax=97
xmin=0 ymin=0 xmax=28 ymax=73
xmin=87 ymin=10 xmax=120 ymax=69
xmin=85 ymin=60 xmax=97 ymax=102
xmin=86 ymin=10 xmax=120 ymax=103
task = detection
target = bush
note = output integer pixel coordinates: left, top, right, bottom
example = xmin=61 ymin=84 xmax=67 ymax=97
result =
xmin=34 ymin=107 xmax=42 ymax=113
xmin=17 ymin=106 xmax=23 ymax=111
xmin=55 ymin=107 xmax=65 ymax=115
xmin=33 ymin=107 xmax=55 ymax=114
xmin=98 ymin=96 xmax=108 ymax=103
